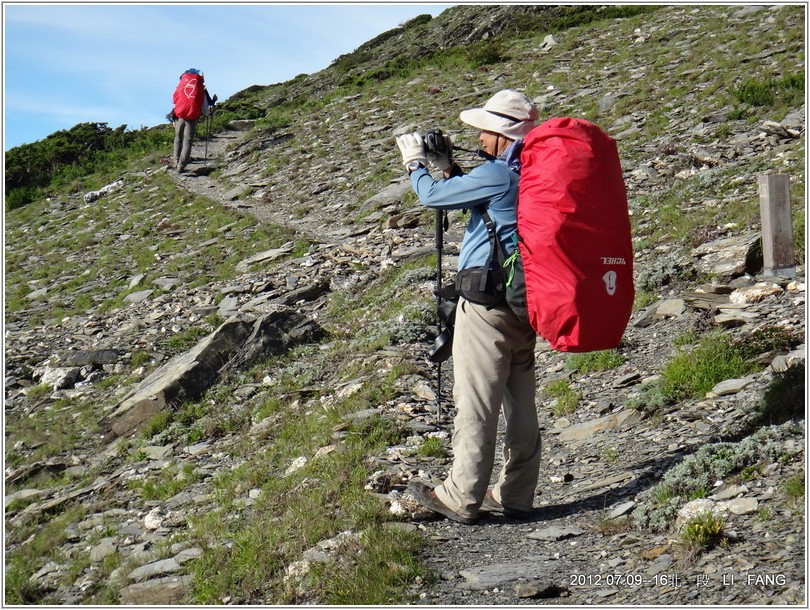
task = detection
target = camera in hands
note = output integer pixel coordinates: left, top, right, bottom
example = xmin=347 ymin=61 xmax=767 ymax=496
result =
xmin=423 ymin=129 xmax=451 ymax=156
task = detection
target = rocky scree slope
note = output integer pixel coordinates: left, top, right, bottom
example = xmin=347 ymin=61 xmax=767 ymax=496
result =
xmin=4 ymin=4 xmax=806 ymax=605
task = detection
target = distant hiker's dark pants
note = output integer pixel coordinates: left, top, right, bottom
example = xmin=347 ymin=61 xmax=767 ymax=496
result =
xmin=174 ymin=118 xmax=198 ymax=169
xmin=434 ymin=298 xmax=540 ymax=520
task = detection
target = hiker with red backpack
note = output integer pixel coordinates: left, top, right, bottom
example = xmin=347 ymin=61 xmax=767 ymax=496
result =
xmin=396 ymin=90 xmax=541 ymax=524
xmin=171 ymin=69 xmax=215 ymax=173
xmin=397 ymin=89 xmax=634 ymax=526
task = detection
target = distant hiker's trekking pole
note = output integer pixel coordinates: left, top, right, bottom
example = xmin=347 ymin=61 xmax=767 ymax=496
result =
xmin=204 ymin=113 xmax=211 ymax=160
xmin=204 ymin=96 xmax=217 ymax=161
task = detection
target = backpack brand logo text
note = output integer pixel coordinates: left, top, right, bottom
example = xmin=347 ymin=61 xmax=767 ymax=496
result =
xmin=184 ymin=77 xmax=198 ymax=100
xmin=601 ymin=257 xmax=627 ymax=265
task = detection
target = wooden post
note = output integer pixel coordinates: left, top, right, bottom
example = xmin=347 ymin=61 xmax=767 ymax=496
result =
xmin=758 ymin=174 xmax=796 ymax=278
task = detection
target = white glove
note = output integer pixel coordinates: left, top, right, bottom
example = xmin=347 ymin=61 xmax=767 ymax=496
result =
xmin=427 ymin=133 xmax=453 ymax=171
xmin=396 ymin=133 xmax=427 ymax=168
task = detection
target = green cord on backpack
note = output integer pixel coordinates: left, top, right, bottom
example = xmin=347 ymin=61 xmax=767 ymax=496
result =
xmin=476 ymin=208 xmax=528 ymax=322
xmin=503 ymin=234 xmax=520 ymax=288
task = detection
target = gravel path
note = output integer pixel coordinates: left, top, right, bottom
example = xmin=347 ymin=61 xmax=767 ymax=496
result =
xmin=175 ymin=121 xmax=806 ymax=607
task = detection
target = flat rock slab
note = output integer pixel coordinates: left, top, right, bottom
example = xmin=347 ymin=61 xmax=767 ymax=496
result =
xmin=554 ymin=409 xmax=640 ymax=443
xmin=101 ymin=311 xmax=323 ymax=440
xmin=359 ymin=180 xmax=412 ymax=214
xmin=459 ymin=557 xmax=573 ymax=590
xmin=101 ymin=316 xmax=255 ymax=440
xmin=128 ymin=557 xmax=182 ymax=582
xmin=235 ymin=241 xmax=295 ymax=272
xmin=119 ymin=575 xmax=192 ymax=605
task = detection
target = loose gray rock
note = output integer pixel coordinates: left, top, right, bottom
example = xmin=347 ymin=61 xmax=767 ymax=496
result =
xmin=692 ymin=233 xmax=762 ymax=278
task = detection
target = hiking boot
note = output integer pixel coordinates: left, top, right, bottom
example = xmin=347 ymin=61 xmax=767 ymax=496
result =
xmin=177 ymin=165 xmax=186 ymax=174
xmin=481 ymin=490 xmax=533 ymax=520
xmin=407 ymin=481 xmax=477 ymax=525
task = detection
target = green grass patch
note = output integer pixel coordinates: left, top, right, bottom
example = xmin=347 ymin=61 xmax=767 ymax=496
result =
xmin=180 ymin=355 xmax=428 ymax=604
xmin=5 ymin=505 xmax=88 ymax=605
xmin=660 ymin=331 xmax=757 ymax=402
xmin=625 ymin=379 xmax=673 ymax=414
xmin=127 ymin=462 xmax=199 ymax=501
xmin=679 ymin=511 xmax=727 ymax=552
xmin=784 ymin=473 xmax=805 ymax=505
xmin=417 ymin=436 xmax=447 ymax=458
xmin=601 ymin=447 xmax=619 ymax=464
xmin=566 ymin=349 xmax=626 ymax=373
xmin=734 ymin=73 xmax=805 ymax=107
xmin=141 ymin=411 xmax=173 ymax=439
xmin=308 ymin=526 xmax=429 ymax=604
xmin=651 ymin=482 xmax=677 ymax=507
xmin=4 ymin=171 xmax=301 ymax=329
xmin=167 ymin=326 xmax=211 ymax=349
xmin=544 ymin=378 xmax=580 ymax=416
xmin=24 ymin=383 xmax=52 ymax=402
xmin=633 ymin=290 xmax=658 ymax=312
xmin=5 ymin=396 xmax=102 ymax=470
xmin=631 ymin=326 xmax=803 ymax=417
xmin=5 ymin=5 xmax=807 ymax=605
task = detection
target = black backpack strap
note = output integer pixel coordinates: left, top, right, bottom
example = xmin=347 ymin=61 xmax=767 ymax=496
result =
xmin=477 ymin=206 xmax=508 ymax=269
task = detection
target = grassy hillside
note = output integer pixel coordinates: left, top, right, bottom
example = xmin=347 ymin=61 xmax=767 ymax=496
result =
xmin=4 ymin=4 xmax=805 ymax=605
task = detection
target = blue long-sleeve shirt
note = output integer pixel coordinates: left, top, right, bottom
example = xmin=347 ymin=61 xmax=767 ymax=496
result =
xmin=410 ymin=158 xmax=519 ymax=270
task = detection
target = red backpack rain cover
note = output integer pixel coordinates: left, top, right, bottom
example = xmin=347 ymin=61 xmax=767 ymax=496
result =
xmin=173 ymin=71 xmax=205 ymax=121
xmin=518 ymin=117 xmax=634 ymax=352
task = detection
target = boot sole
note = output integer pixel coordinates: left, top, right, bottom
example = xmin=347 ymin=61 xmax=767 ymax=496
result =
xmin=408 ymin=481 xmax=477 ymax=525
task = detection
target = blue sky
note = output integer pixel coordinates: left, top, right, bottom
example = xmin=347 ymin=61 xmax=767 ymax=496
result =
xmin=3 ymin=3 xmax=452 ymax=150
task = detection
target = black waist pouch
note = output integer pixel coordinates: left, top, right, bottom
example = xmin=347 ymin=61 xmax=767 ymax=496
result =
xmin=455 ymin=267 xmax=505 ymax=308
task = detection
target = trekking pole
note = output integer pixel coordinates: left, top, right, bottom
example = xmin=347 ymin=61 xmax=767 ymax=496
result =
xmin=435 ymin=209 xmax=444 ymax=422
xmin=205 ymin=94 xmax=218 ymax=161
xmin=204 ymin=113 xmax=211 ymax=160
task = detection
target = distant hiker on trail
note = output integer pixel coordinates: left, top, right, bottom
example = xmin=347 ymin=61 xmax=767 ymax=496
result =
xmin=396 ymin=90 xmax=541 ymax=525
xmin=171 ymin=68 xmax=215 ymax=173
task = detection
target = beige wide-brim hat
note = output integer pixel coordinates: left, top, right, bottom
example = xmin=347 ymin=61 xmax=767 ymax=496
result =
xmin=459 ymin=89 xmax=538 ymax=140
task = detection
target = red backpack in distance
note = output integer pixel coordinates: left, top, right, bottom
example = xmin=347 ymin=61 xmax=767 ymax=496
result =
xmin=173 ymin=69 xmax=205 ymax=121
xmin=517 ymin=117 xmax=634 ymax=352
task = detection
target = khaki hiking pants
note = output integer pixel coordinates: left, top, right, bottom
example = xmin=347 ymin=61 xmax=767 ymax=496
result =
xmin=173 ymin=118 xmax=198 ymax=169
xmin=434 ymin=298 xmax=541 ymax=520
